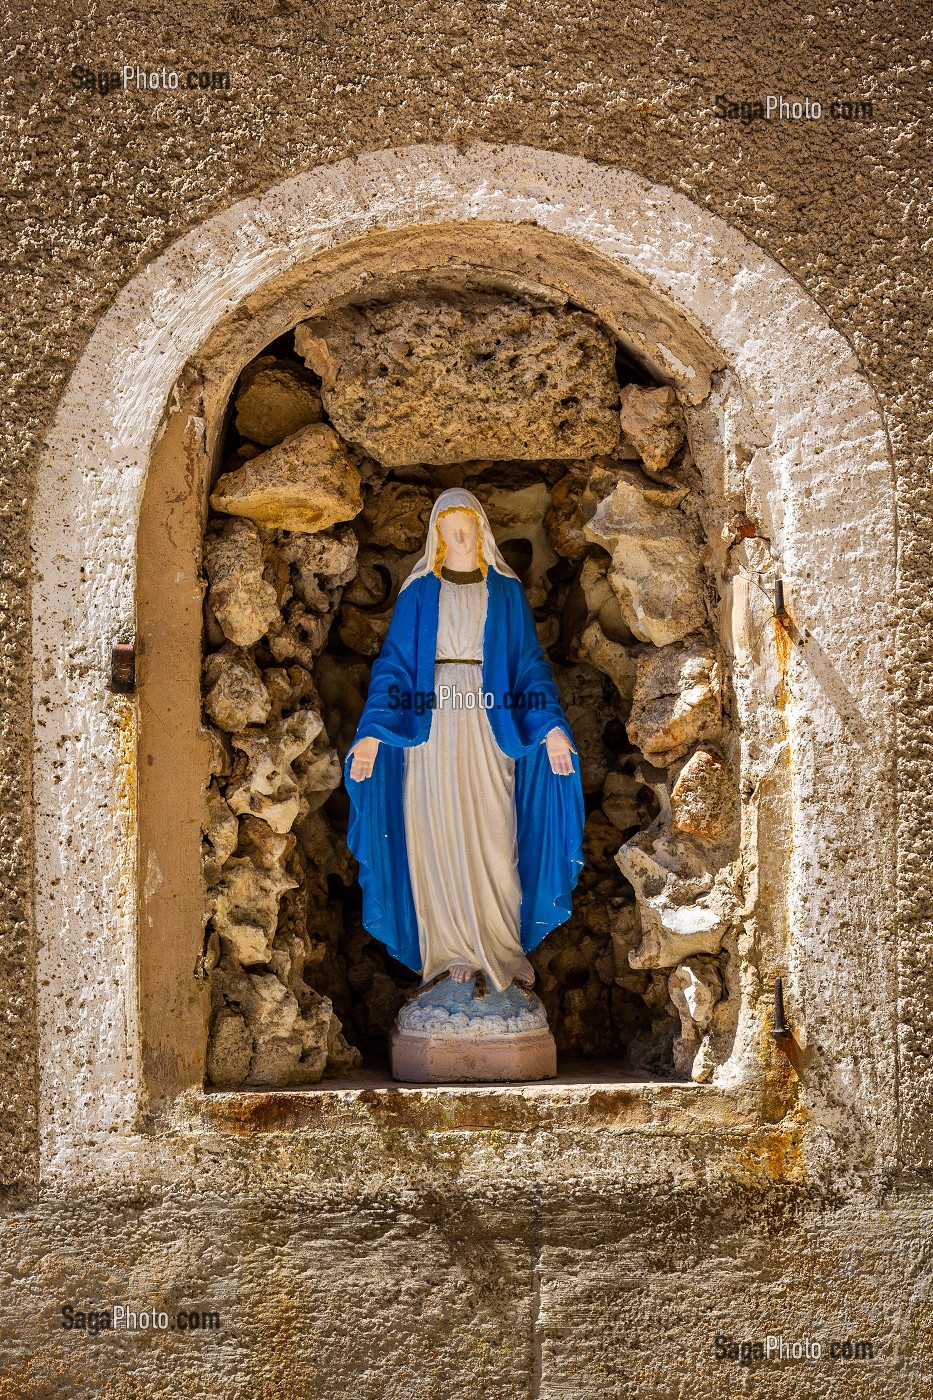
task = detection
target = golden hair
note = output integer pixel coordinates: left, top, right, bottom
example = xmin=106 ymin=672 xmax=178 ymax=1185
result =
xmin=433 ymin=506 xmax=487 ymax=576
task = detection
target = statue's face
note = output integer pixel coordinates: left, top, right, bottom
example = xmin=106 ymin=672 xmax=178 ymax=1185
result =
xmin=437 ymin=509 xmax=479 ymax=563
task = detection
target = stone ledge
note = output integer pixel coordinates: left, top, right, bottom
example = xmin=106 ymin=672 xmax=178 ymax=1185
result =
xmin=197 ymin=1064 xmax=762 ymax=1135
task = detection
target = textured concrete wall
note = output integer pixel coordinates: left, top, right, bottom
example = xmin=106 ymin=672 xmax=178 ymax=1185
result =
xmin=1 ymin=1 xmax=931 ymax=1394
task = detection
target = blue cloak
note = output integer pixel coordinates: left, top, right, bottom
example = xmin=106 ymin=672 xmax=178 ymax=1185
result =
xmin=344 ymin=568 xmax=586 ymax=974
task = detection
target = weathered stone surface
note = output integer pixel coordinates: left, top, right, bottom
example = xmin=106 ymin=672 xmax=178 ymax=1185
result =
xmin=668 ymin=959 xmax=723 ymax=1078
xmin=205 ymin=1008 xmax=252 ymax=1088
xmin=576 ymin=620 xmax=636 ymax=707
xmin=476 ymin=481 xmax=559 ymax=608
xmin=202 ymin=783 xmax=239 ymax=886
xmin=276 ymin=527 xmax=358 ymax=612
xmin=546 ymin=461 xmax=620 ymax=561
xmin=671 ymin=748 xmax=733 ymax=842
xmin=211 ymin=423 xmax=362 ymax=533
xmin=313 ymin=654 xmax=370 ymax=753
xmin=203 ymin=519 xmax=281 ymax=647
xmin=619 ymin=384 xmax=686 ymax=476
xmin=627 ymin=641 xmax=721 ymax=765
xmin=584 ymin=472 xmax=705 ymax=646
xmin=360 ymin=482 xmax=433 ymax=551
xmin=553 ymin=663 xmax=615 ymax=794
xmin=203 ymin=644 xmax=272 ymax=732
xmin=261 ymin=664 xmax=318 ymax=721
xmin=669 ymin=959 xmax=721 ymax=1034
xmin=205 ymin=724 xmax=232 ymax=778
xmin=602 ymin=770 xmax=643 ymax=832
xmin=227 ymin=710 xmax=323 ymax=833
xmin=338 ymin=604 xmax=392 ymax=657
xmin=619 ymin=829 xmax=734 ymax=968
xmin=209 ymin=857 xmax=298 ymax=966
xmin=234 ymin=356 xmax=323 ymax=447
xmin=325 ymin=1012 xmax=363 ymax=1076
xmin=267 ymin=603 xmax=331 ymax=667
xmin=240 ymin=972 xmax=303 ymax=1083
xmin=577 ymin=555 xmax=633 ymax=645
xmin=294 ymin=740 xmax=343 ymax=813
xmin=295 ymin=297 xmax=620 ymax=466
xmin=236 ymin=815 xmax=296 ymax=874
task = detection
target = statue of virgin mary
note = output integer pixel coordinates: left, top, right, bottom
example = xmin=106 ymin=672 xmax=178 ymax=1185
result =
xmin=345 ymin=488 xmax=585 ymax=996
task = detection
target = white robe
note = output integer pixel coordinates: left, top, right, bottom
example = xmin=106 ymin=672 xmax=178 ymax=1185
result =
xmin=402 ymin=573 xmax=525 ymax=992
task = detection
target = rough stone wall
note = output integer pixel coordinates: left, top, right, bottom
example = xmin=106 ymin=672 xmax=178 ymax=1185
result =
xmin=1 ymin=1 xmax=931 ymax=1394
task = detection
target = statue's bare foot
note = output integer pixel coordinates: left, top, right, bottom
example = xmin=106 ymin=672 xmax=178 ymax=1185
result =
xmin=449 ymin=962 xmax=475 ymax=982
xmin=514 ymin=958 xmax=535 ymax=986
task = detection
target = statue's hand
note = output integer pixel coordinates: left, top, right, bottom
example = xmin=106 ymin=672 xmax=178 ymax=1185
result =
xmin=544 ymin=727 xmax=576 ymax=776
xmin=349 ymin=736 xmax=380 ymax=781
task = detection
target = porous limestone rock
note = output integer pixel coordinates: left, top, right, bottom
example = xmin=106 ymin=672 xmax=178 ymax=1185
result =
xmin=671 ymin=749 xmax=734 ymax=843
xmin=211 ymin=423 xmax=362 ymax=533
xmin=205 ymin=1008 xmax=252 ymax=1088
xmin=325 ymin=1013 xmax=363 ymax=1077
xmin=276 ymin=525 xmax=358 ymax=583
xmin=274 ymin=528 xmax=358 ymax=617
xmin=578 ymin=555 xmax=633 ymax=645
xmin=602 ymin=770 xmax=644 ymax=832
xmin=627 ymin=641 xmax=721 ymax=765
xmin=338 ymin=604 xmax=392 ymax=657
xmin=546 ymin=461 xmax=621 ymax=562
xmin=553 ymin=663 xmax=615 ymax=794
xmin=476 ymin=481 xmax=559 ymax=608
xmin=209 ymin=857 xmax=299 ymax=966
xmin=576 ymin=620 xmax=636 ymax=707
xmin=293 ymin=739 xmax=343 ymax=814
xmin=261 ymin=664 xmax=318 ymax=722
xmin=227 ymin=710 xmax=323 ymax=833
xmin=295 ymin=297 xmax=620 ymax=466
xmin=234 ymin=356 xmax=322 ymax=447
xmin=608 ymin=903 xmax=643 ymax=984
xmin=202 ymin=784 xmax=239 ymax=887
xmin=203 ymin=519 xmax=281 ymax=647
xmin=619 ymin=831 xmax=734 ymax=968
xmin=240 ymin=972 xmax=303 ymax=1084
xmin=668 ymin=959 xmax=723 ymax=1078
xmin=668 ymin=959 xmax=722 ymax=1037
xmin=584 ymin=471 xmax=706 ymax=646
xmin=618 ymin=384 xmax=686 ymax=476
xmin=205 ymin=725 xmax=233 ymax=779
xmin=235 ymin=815 xmax=296 ymax=875
xmin=203 ymin=644 xmax=272 ymax=732
xmin=359 ymin=482 xmax=434 ymax=552
xmin=267 ymin=603 xmax=331 ymax=667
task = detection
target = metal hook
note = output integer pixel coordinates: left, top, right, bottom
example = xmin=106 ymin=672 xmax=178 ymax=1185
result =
xmin=773 ymin=976 xmax=792 ymax=1039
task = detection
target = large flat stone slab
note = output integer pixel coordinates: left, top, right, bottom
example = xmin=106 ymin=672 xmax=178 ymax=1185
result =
xmin=295 ymin=295 xmax=621 ymax=466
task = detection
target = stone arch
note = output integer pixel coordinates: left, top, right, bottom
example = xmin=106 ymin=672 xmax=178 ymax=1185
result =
xmin=32 ymin=146 xmax=894 ymax=1152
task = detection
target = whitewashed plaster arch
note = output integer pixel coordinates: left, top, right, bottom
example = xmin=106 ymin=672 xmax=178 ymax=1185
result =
xmin=32 ymin=143 xmax=895 ymax=1183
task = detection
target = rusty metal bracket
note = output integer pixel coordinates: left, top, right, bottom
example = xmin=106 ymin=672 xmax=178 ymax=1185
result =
xmin=773 ymin=577 xmax=786 ymax=618
xmin=110 ymin=642 xmax=136 ymax=694
xmin=773 ymin=976 xmax=792 ymax=1039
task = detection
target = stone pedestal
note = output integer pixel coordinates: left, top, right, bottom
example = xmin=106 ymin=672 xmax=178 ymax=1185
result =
xmin=390 ymin=977 xmax=557 ymax=1084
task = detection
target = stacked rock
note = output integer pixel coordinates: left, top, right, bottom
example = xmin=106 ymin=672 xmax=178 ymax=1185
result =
xmin=202 ymin=291 xmax=742 ymax=1088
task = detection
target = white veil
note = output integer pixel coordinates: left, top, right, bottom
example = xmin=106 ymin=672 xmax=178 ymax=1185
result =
xmin=399 ymin=487 xmax=519 ymax=591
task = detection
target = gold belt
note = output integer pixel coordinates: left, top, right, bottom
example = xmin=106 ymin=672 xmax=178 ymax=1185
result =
xmin=435 ymin=658 xmax=482 ymax=664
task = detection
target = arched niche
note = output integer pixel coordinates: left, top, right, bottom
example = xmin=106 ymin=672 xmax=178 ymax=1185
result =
xmin=32 ymin=146 xmax=894 ymax=1165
